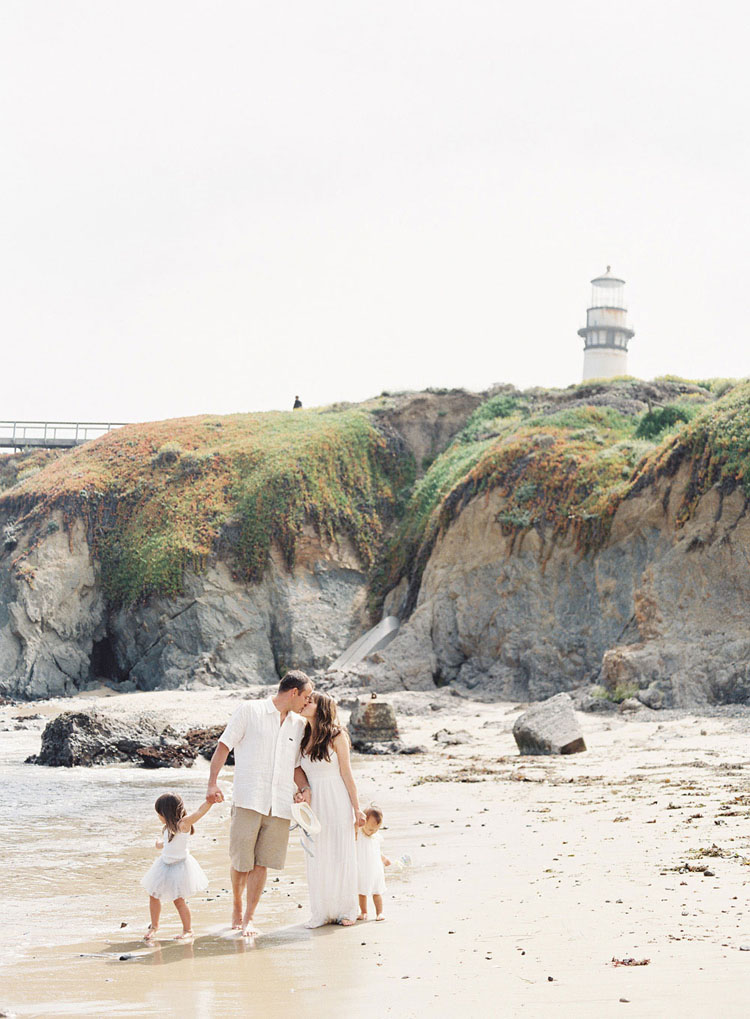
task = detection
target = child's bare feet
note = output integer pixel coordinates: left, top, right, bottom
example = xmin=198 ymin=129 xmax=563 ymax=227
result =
xmin=144 ymin=924 xmax=159 ymax=941
xmin=357 ymin=912 xmax=367 ymax=921
xmin=375 ymin=913 xmax=385 ymax=922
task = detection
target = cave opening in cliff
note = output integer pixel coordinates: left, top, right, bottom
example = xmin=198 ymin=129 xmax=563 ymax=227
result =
xmin=89 ymin=631 xmax=128 ymax=685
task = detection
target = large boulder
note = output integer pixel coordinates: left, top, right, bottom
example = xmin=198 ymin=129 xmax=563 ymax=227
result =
xmin=512 ymin=693 xmax=586 ymax=756
xmin=26 ymin=711 xmax=230 ymax=768
xmin=348 ymin=696 xmax=399 ymax=747
xmin=28 ymin=711 xmax=164 ymax=766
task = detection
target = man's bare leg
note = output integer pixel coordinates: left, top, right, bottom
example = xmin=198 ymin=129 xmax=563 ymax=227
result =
xmin=241 ymin=865 xmax=268 ymax=936
xmin=231 ymin=867 xmax=249 ymax=929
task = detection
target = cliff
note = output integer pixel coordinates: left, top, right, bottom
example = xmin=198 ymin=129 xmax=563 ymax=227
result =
xmin=349 ymin=378 xmax=750 ymax=708
xmin=0 ymin=393 xmax=474 ymax=698
xmin=2 ymin=378 xmax=748 ymax=707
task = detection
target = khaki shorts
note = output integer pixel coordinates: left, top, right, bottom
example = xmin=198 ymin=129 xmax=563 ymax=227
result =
xmin=229 ymin=806 xmax=290 ymax=871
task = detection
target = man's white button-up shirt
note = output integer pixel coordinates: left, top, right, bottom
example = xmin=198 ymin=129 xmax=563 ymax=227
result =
xmin=219 ymin=698 xmax=306 ymax=820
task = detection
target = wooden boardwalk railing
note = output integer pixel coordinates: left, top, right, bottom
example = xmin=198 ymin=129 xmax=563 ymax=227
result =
xmin=0 ymin=421 xmax=128 ymax=450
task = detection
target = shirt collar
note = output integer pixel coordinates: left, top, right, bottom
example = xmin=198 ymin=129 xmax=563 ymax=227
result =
xmin=264 ymin=697 xmax=278 ymax=714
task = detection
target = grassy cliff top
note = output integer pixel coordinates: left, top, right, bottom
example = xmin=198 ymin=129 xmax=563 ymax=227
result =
xmin=371 ymin=377 xmax=743 ymax=612
xmin=629 ymin=378 xmax=750 ymax=523
xmin=1 ymin=408 xmax=414 ymax=605
xmin=1 ymin=377 xmax=743 ymax=613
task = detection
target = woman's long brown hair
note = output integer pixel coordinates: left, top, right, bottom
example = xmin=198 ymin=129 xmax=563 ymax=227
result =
xmin=154 ymin=792 xmax=193 ymax=841
xmin=302 ymin=692 xmax=348 ymax=762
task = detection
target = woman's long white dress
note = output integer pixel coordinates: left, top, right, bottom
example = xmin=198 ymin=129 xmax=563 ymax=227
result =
xmin=301 ymin=748 xmax=358 ymax=927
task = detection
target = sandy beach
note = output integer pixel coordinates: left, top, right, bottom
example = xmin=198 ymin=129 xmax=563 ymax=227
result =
xmin=2 ymin=689 xmax=750 ymax=1018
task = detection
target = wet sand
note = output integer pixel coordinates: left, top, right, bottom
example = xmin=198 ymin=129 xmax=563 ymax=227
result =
xmin=2 ymin=690 xmax=750 ymax=1017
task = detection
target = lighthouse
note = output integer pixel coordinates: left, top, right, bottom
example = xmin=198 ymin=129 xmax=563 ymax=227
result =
xmin=578 ymin=267 xmax=634 ymax=381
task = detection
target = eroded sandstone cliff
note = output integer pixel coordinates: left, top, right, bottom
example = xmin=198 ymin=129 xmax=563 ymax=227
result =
xmin=2 ymin=379 xmax=748 ymax=707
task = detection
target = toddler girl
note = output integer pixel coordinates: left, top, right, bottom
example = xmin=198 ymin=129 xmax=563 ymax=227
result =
xmin=356 ymin=806 xmax=391 ymax=921
xmin=141 ymin=792 xmax=212 ymax=941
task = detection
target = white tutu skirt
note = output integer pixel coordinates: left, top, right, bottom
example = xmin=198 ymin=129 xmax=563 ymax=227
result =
xmin=140 ymin=855 xmax=208 ymax=901
xmin=356 ymin=835 xmax=386 ymax=896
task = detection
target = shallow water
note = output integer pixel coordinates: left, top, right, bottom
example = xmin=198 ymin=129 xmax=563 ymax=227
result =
xmin=0 ymin=723 xmax=315 ymax=967
xmin=0 ymin=717 xmax=421 ymax=1019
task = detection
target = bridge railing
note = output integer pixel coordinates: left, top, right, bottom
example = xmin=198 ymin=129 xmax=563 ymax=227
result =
xmin=0 ymin=421 xmax=128 ymax=449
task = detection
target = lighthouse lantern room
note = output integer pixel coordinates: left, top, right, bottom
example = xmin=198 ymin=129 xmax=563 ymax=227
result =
xmin=578 ymin=267 xmax=634 ymax=381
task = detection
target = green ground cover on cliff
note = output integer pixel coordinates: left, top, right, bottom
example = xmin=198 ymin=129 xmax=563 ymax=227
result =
xmin=371 ymin=383 xmax=720 ymax=612
xmin=0 ymin=410 xmax=414 ymax=605
xmin=630 ymin=379 xmax=750 ymax=524
xmin=0 ymin=450 xmax=63 ymax=495
xmin=3 ymin=378 xmax=735 ymax=617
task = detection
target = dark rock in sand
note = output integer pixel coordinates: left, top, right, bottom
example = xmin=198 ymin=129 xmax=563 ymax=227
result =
xmin=433 ymin=728 xmax=471 ymax=745
xmin=571 ymin=686 xmax=618 ymax=713
xmin=136 ymin=745 xmax=198 ymax=768
xmin=353 ymin=739 xmax=424 ymax=755
xmin=27 ymin=711 xmax=164 ymax=766
xmin=512 ymin=693 xmax=586 ymax=756
xmin=619 ymin=697 xmax=647 ymax=713
xmin=187 ymin=725 xmax=234 ymax=765
xmin=26 ymin=712 xmax=233 ymax=768
xmin=349 ymin=696 xmax=399 ymax=749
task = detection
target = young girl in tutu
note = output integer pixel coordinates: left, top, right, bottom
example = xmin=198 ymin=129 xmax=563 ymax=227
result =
xmin=141 ymin=792 xmax=213 ymax=941
xmin=356 ymin=806 xmax=391 ymax=921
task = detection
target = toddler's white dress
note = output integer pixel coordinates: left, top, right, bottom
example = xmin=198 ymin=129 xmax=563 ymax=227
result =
xmin=301 ymin=749 xmax=358 ymax=927
xmin=356 ymin=831 xmax=386 ymax=895
xmin=141 ymin=828 xmax=208 ymax=901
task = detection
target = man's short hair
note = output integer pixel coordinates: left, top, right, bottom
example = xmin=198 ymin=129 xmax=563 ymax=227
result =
xmin=278 ymin=670 xmax=312 ymax=694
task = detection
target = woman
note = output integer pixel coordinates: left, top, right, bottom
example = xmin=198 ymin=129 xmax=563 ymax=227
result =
xmin=299 ymin=692 xmax=365 ymax=927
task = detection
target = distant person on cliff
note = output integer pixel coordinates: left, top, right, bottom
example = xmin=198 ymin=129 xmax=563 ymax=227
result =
xmin=293 ymin=395 xmax=302 ymax=409
xmin=206 ymin=671 xmax=314 ymax=937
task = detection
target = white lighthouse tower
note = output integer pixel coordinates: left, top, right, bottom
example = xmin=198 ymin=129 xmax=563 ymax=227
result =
xmin=578 ymin=267 xmax=634 ymax=381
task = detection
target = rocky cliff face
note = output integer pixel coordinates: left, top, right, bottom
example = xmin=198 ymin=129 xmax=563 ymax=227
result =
xmin=0 ymin=513 xmax=370 ymax=699
xmin=348 ymin=459 xmax=750 ymax=708
xmin=3 ymin=381 xmax=748 ymax=707
xmin=0 ymin=390 xmax=479 ymax=700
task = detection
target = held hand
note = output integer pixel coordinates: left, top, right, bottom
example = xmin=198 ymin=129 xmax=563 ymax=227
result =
xmin=355 ymin=809 xmax=366 ymax=827
xmin=206 ymin=783 xmax=224 ymax=804
xmin=383 ymin=856 xmax=391 ymax=867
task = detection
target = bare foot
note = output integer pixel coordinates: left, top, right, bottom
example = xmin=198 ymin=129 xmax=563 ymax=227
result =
xmin=376 ymin=914 xmax=386 ymax=922
xmin=357 ymin=912 xmax=368 ymax=921
xmin=144 ymin=924 xmax=158 ymax=941
xmin=231 ymin=904 xmax=243 ymax=930
xmin=339 ymin=918 xmax=356 ymax=926
xmin=174 ymin=931 xmax=193 ymax=941
xmin=242 ymin=919 xmax=261 ymax=937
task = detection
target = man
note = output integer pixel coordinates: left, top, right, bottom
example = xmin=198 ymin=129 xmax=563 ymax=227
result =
xmin=206 ymin=670 xmax=314 ymax=936
xmin=293 ymin=395 xmax=302 ymax=409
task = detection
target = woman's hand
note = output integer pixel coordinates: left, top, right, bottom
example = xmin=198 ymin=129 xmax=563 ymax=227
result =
xmin=355 ymin=808 xmax=366 ymax=827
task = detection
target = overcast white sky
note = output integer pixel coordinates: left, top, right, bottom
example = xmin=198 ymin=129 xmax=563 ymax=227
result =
xmin=1 ymin=1 xmax=748 ymax=424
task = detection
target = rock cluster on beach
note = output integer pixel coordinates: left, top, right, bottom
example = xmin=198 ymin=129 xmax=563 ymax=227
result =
xmin=26 ymin=710 xmax=229 ymax=768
